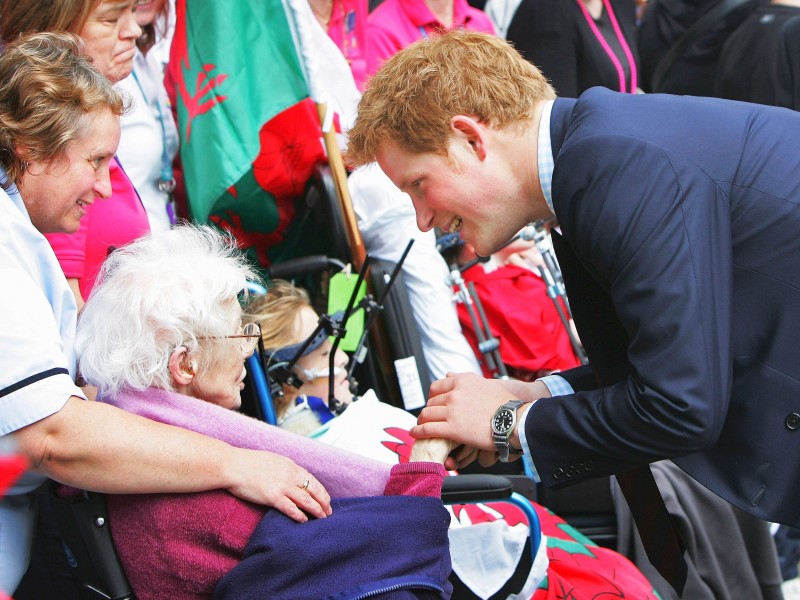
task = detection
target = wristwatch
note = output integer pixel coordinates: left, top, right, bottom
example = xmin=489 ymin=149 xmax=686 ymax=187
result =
xmin=492 ymin=400 xmax=525 ymax=462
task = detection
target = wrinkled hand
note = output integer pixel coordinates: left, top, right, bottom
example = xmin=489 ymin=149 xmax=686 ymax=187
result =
xmin=409 ymin=437 xmax=458 ymax=464
xmin=227 ymin=448 xmax=332 ymax=522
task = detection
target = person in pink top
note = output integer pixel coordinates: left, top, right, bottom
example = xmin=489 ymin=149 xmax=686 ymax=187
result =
xmin=309 ymin=0 xmax=370 ymax=89
xmin=0 ymin=0 xmax=152 ymax=307
xmin=366 ymin=0 xmax=495 ymax=77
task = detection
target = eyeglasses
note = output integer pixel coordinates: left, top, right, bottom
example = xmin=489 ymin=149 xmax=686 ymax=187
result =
xmin=198 ymin=322 xmax=261 ymax=355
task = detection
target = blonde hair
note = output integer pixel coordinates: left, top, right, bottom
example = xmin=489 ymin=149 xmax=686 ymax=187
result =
xmin=0 ymin=0 xmax=98 ymax=42
xmin=0 ymin=31 xmax=125 ymax=189
xmin=245 ymin=281 xmax=312 ymax=351
xmin=244 ymin=280 xmax=313 ymax=413
xmin=346 ymin=30 xmax=555 ymax=167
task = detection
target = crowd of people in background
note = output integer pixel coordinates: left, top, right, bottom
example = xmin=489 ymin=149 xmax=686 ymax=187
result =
xmin=1 ymin=0 xmax=799 ymax=598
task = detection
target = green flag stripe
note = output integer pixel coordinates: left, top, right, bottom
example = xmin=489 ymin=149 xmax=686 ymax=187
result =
xmin=179 ymin=0 xmax=310 ymax=221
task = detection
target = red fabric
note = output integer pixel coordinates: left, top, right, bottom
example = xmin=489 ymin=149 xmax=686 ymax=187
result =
xmin=251 ymin=99 xmax=327 ymax=200
xmin=457 ymin=265 xmax=580 ymax=380
xmin=0 ymin=455 xmax=26 ymax=497
xmin=532 ymin=508 xmax=659 ymax=599
xmin=208 ymin=99 xmax=328 ymax=270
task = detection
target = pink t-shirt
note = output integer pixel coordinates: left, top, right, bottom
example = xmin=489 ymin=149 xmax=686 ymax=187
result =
xmin=327 ymin=0 xmax=369 ymax=90
xmin=366 ymin=0 xmax=495 ymax=77
xmin=45 ymin=157 xmax=150 ymax=300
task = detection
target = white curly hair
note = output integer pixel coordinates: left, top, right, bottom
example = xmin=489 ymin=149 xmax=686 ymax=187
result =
xmin=76 ymin=224 xmax=259 ymax=397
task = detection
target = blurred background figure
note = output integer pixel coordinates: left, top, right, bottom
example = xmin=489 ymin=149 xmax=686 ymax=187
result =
xmin=366 ymin=0 xmax=495 ymax=77
xmin=637 ymin=0 xmax=766 ymax=94
xmin=447 ymin=235 xmax=582 ymax=381
xmin=116 ymin=0 xmax=180 ymax=231
xmin=715 ymin=0 xmax=800 ymax=110
xmin=488 ymin=0 xmax=641 ymax=97
xmin=308 ymin=0 xmax=370 ymax=89
xmin=246 ymin=280 xmax=357 ymax=435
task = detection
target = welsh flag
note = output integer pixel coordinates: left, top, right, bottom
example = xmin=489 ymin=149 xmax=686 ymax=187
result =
xmin=168 ymin=0 xmax=360 ymax=269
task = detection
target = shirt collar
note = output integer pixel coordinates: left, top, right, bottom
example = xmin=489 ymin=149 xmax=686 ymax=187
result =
xmin=536 ymin=99 xmax=555 ymax=216
xmin=0 ymin=166 xmax=28 ymax=221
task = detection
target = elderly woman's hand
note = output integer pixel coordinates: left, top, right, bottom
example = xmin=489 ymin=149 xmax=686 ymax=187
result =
xmin=409 ymin=437 xmax=459 ymax=464
xmin=226 ymin=448 xmax=332 ymax=522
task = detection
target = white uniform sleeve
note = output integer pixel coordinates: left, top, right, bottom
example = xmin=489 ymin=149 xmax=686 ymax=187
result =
xmin=0 ymin=254 xmax=83 ymax=436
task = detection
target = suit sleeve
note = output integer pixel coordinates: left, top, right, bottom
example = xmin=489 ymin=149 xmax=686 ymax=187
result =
xmin=527 ymin=133 xmax=733 ymax=486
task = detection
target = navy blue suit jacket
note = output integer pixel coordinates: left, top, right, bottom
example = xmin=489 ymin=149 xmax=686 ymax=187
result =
xmin=526 ymin=88 xmax=800 ymax=527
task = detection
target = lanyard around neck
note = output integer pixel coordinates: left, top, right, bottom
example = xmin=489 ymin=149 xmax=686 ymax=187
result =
xmin=575 ymin=0 xmax=638 ymax=93
xmin=131 ymin=69 xmax=176 ymax=195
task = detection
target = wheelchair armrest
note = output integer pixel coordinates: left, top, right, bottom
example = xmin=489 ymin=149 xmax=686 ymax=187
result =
xmin=441 ymin=474 xmax=513 ymax=504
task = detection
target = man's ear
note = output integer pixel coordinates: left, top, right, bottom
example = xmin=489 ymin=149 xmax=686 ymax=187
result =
xmin=169 ymin=347 xmax=196 ymax=386
xmin=449 ymin=115 xmax=488 ymax=161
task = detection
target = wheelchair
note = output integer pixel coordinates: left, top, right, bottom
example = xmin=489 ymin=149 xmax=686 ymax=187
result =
xmin=50 ymin=259 xmax=541 ymax=599
xmin=50 ymin=272 xmax=541 ymax=600
xmin=51 ymin=469 xmax=541 ymax=600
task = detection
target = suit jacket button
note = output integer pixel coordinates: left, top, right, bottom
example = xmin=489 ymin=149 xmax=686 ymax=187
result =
xmin=554 ymin=468 xmax=565 ymax=480
xmin=566 ymin=466 xmax=576 ymax=477
xmin=786 ymin=412 xmax=800 ymax=430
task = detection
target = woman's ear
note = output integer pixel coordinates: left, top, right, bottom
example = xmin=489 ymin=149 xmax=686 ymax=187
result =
xmin=169 ymin=346 xmax=196 ymax=386
xmin=14 ymin=143 xmax=29 ymax=162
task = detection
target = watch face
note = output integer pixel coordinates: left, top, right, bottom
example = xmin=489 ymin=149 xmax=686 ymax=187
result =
xmin=492 ymin=409 xmax=514 ymax=434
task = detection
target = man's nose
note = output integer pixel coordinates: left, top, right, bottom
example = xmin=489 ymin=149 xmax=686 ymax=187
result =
xmin=411 ymin=199 xmax=435 ymax=232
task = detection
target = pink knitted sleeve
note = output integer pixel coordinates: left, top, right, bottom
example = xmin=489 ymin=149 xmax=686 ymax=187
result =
xmin=382 ymin=462 xmax=446 ymax=497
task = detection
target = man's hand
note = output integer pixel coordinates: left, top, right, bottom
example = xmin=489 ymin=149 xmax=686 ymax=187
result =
xmin=226 ymin=448 xmax=332 ymax=523
xmin=409 ymin=373 xmax=545 ymax=468
xmin=497 ymin=378 xmax=552 ymax=405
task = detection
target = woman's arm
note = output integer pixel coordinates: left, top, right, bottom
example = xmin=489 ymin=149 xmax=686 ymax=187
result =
xmin=12 ymin=397 xmax=332 ymax=522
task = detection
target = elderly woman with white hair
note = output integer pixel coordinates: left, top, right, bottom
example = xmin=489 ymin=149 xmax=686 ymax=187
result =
xmin=76 ymin=224 xmax=455 ymax=600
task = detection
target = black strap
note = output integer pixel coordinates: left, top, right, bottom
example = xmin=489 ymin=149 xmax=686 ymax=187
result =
xmin=0 ymin=367 xmax=69 ymax=399
xmin=651 ymin=0 xmax=753 ymax=92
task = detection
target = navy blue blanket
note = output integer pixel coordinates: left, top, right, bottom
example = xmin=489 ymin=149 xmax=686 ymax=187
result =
xmin=212 ymin=495 xmax=452 ymax=599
